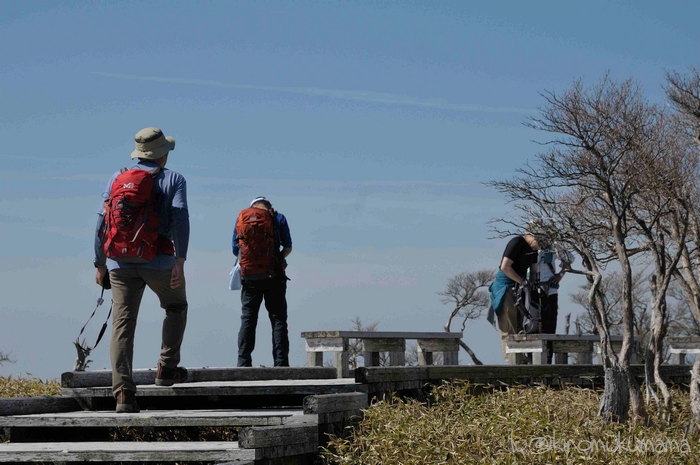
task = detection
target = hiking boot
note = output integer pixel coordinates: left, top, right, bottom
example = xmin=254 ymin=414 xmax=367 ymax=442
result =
xmin=115 ymin=387 xmax=140 ymax=413
xmin=155 ymin=364 xmax=188 ymax=386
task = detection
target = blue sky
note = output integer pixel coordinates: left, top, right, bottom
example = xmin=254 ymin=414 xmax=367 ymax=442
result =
xmin=1 ymin=0 xmax=698 ymax=379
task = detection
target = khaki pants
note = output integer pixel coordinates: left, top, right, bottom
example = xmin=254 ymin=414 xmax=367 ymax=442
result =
xmin=109 ymin=268 xmax=187 ymax=396
xmin=497 ymin=289 xmax=518 ymax=362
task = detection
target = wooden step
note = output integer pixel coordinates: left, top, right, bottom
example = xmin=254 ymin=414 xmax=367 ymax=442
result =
xmin=63 ymin=378 xmax=366 ymax=399
xmin=60 ymin=379 xmax=366 ymax=411
xmin=62 ymin=366 xmax=338 ymax=388
xmin=0 ymin=441 xmax=256 ymax=463
xmin=0 ymin=408 xmax=307 ymax=428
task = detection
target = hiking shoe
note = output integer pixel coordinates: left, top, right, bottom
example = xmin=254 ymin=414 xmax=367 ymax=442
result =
xmin=115 ymin=387 xmax=140 ymax=413
xmin=155 ymin=364 xmax=188 ymax=386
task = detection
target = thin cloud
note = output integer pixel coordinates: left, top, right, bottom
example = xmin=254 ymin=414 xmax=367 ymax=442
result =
xmin=93 ymin=72 xmax=534 ymax=115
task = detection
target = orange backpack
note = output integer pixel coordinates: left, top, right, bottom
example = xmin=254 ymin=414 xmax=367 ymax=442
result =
xmin=235 ymin=207 xmax=278 ymax=279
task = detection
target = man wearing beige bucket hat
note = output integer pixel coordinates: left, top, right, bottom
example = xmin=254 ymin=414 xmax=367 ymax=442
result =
xmin=93 ymin=127 xmax=190 ymax=413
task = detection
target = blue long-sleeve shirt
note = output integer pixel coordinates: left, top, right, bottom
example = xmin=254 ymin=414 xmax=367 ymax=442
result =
xmin=94 ymin=160 xmax=190 ymax=271
xmin=232 ymin=211 xmax=291 ymax=257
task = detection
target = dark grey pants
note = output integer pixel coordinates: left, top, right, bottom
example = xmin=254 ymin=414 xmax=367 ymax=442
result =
xmin=238 ymin=277 xmax=289 ymax=367
xmin=109 ymin=268 xmax=187 ymax=396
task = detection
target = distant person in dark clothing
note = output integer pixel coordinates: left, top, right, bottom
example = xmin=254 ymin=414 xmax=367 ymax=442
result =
xmin=232 ymin=196 xmax=292 ymax=367
xmin=489 ymin=224 xmax=550 ymax=361
xmin=535 ymin=245 xmax=574 ymax=363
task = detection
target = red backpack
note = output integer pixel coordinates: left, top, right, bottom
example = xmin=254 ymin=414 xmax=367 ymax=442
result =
xmin=103 ymin=167 xmax=166 ymax=263
xmin=236 ymin=207 xmax=278 ymax=278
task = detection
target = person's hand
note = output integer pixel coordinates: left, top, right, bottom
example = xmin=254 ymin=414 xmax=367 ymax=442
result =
xmin=95 ymin=266 xmax=107 ymax=287
xmin=170 ymin=258 xmax=186 ymax=289
xmin=520 ymin=279 xmax=529 ymax=288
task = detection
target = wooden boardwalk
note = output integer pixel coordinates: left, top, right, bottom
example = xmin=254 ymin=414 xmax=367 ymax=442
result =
xmin=0 ymin=367 xmax=367 ymax=464
xmin=0 ymin=364 xmax=694 ymax=463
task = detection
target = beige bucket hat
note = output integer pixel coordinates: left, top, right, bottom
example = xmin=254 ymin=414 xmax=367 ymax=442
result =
xmin=130 ymin=127 xmax=176 ymax=160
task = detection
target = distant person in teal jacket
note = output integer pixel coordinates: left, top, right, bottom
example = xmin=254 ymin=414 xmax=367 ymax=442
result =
xmin=488 ymin=223 xmax=550 ymax=361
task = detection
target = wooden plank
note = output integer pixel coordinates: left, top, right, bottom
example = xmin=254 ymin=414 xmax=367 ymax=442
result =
xmin=0 ymin=409 xmax=305 ymax=428
xmin=301 ymin=331 xmax=462 ymax=340
xmin=551 ymin=340 xmax=593 ymax=353
xmin=668 ymin=336 xmax=700 ymax=344
xmin=304 ymin=338 xmax=347 ymax=352
xmin=417 ymin=339 xmax=460 ymax=352
xmin=505 ymin=334 xmax=636 ymax=342
xmin=669 ymin=348 xmax=700 ymax=354
xmin=0 ymin=396 xmax=81 ymax=417
xmin=63 ymin=379 xmax=367 ymax=399
xmin=303 ymin=393 xmax=368 ymax=415
xmin=61 ymin=367 xmax=337 ymax=388
xmin=361 ymin=339 xmax=406 ymax=352
xmin=354 ymin=365 xmax=692 ymax=384
xmin=239 ymin=424 xmax=317 ymax=449
xmin=668 ymin=340 xmax=700 ymax=352
xmin=0 ymin=441 xmax=255 ymax=463
xmin=505 ymin=340 xmax=545 ymax=353
xmin=253 ymin=441 xmax=318 ymax=460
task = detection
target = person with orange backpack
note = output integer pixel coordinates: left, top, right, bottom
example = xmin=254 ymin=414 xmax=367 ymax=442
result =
xmin=232 ymin=196 xmax=292 ymax=367
xmin=93 ymin=127 xmax=190 ymax=413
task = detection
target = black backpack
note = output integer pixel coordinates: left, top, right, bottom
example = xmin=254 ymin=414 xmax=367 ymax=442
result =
xmin=514 ymin=283 xmax=541 ymax=334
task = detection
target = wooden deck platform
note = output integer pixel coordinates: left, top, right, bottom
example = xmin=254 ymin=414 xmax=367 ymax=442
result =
xmin=2 ymin=363 xmax=694 ymax=463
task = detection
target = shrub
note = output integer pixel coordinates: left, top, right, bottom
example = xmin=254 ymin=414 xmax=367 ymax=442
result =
xmin=323 ymin=383 xmax=698 ymax=465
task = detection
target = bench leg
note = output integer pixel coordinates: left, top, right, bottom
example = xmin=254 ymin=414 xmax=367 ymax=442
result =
xmin=554 ymin=352 xmax=568 ymax=365
xmin=307 ymin=352 xmax=323 ymax=367
xmin=363 ymin=351 xmax=380 ymax=367
xmin=670 ymin=353 xmax=685 ymax=365
xmin=531 ymin=351 xmax=546 ymax=365
xmin=418 ymin=351 xmax=434 ymax=366
xmin=389 ymin=351 xmax=405 ymax=366
xmin=443 ymin=350 xmax=459 ymax=365
xmin=333 ymin=351 xmax=350 ymax=378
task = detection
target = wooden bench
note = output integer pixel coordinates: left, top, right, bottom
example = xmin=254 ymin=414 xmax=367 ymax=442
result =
xmin=301 ymin=331 xmax=463 ymax=378
xmin=667 ymin=337 xmax=700 ymax=364
xmin=505 ymin=334 xmax=638 ymax=365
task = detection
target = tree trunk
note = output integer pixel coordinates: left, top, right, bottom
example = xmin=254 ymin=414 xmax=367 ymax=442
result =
xmin=652 ymin=335 xmax=672 ymax=414
xmin=599 ymin=364 xmax=630 ymax=423
xmin=691 ymin=357 xmax=700 ymax=426
xmin=458 ymin=340 xmax=483 ymax=365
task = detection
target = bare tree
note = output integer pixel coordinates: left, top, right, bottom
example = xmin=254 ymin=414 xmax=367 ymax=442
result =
xmin=490 ymin=75 xmax=660 ymax=422
xmin=664 ymin=67 xmax=700 ymax=427
xmin=571 ymin=271 xmax=650 ymax=346
xmin=438 ymin=269 xmax=495 ymax=365
xmin=347 ymin=316 xmax=379 ymax=370
xmin=0 ymin=351 xmax=12 ymax=366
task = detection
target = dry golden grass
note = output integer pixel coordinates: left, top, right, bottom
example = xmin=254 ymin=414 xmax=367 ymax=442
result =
xmin=0 ymin=375 xmax=61 ymax=397
xmin=323 ymin=382 xmax=699 ymax=465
